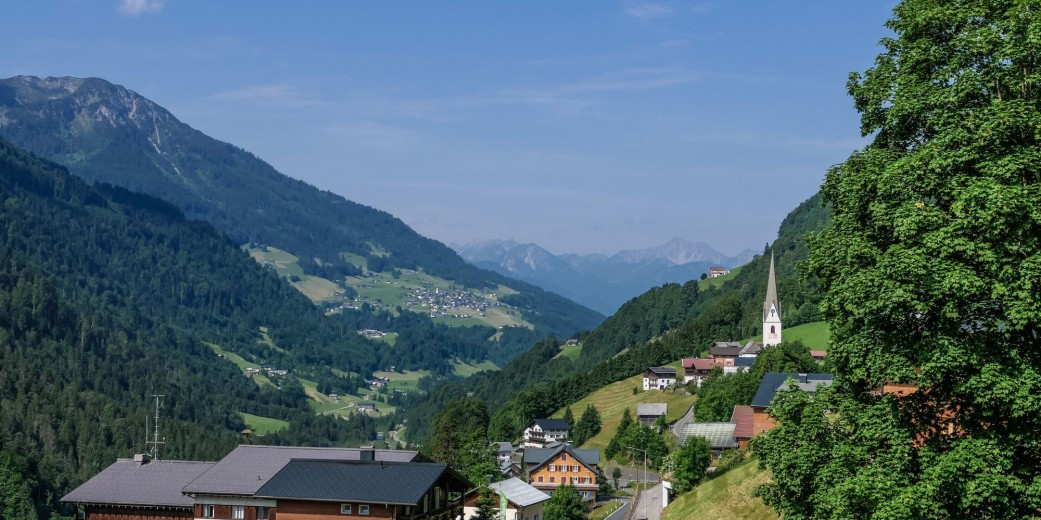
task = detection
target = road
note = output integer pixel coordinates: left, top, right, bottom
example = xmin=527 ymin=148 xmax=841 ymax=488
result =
xmin=604 ymin=500 xmax=631 ymax=520
xmin=603 ymin=461 xmax=660 ymax=489
xmin=631 ymin=482 xmax=664 ymax=520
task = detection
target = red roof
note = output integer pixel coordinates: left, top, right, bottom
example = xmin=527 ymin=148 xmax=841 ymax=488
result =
xmin=730 ymin=405 xmax=754 ymax=439
xmin=682 ymin=358 xmax=714 ymax=370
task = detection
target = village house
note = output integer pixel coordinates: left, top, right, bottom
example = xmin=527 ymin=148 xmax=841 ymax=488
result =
xmin=681 ymin=358 xmax=715 ymax=386
xmin=636 ymin=403 xmax=668 ymax=426
xmin=518 ymin=444 xmax=600 ymax=503
xmin=750 ymin=373 xmax=834 ymax=436
xmin=462 ymin=477 xmax=549 ymax=520
xmin=679 ymin=422 xmax=739 ymax=458
xmin=642 ymin=366 xmax=677 ymax=390
xmin=61 ymin=455 xmax=214 ymax=520
xmin=251 ymin=459 xmax=470 ymax=520
xmin=708 ymin=266 xmax=730 ymax=278
xmin=521 ymin=418 xmax=571 ymax=448
xmin=181 ymin=445 xmax=421 ymax=520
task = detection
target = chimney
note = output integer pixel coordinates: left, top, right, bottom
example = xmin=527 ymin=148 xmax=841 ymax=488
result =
xmin=359 ymin=447 xmax=375 ymax=462
xmin=134 ymin=453 xmax=152 ymax=465
xmin=798 ymin=373 xmax=809 ymax=383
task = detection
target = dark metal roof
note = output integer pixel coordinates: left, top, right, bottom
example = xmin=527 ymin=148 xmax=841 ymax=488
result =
xmin=644 ymin=366 xmax=677 ymax=377
xmin=751 ymin=373 xmax=834 ymax=408
xmin=62 ymin=459 xmax=214 ymax=508
xmin=183 ymin=445 xmax=418 ymax=496
xmin=709 ymin=346 xmax=742 ymax=356
xmin=523 ymin=444 xmax=600 ymax=468
xmin=527 ymin=418 xmax=571 ymax=431
xmin=254 ymin=460 xmax=464 ymax=504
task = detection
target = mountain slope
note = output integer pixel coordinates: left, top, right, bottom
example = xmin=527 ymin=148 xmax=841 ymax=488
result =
xmin=0 ymin=75 xmax=603 ymax=339
xmin=0 ymin=136 xmax=418 ymax=517
xmin=455 ymin=238 xmax=753 ymax=314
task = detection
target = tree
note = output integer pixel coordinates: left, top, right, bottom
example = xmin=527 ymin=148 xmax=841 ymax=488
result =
xmin=543 ymin=484 xmax=587 ymax=520
xmin=604 ymin=407 xmax=634 ymax=460
xmin=612 ymin=467 xmax=622 ymax=489
xmin=757 ymin=1 xmax=1041 ymax=517
xmin=573 ymin=404 xmax=602 ymax=446
xmin=424 ymin=398 xmax=499 ymax=485
xmin=471 ymin=485 xmax=500 ymax=520
xmin=563 ymin=406 xmax=575 ymax=429
xmin=670 ymin=436 xmax=712 ymax=493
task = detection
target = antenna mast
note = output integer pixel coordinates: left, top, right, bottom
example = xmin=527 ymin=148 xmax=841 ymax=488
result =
xmin=147 ymin=394 xmax=166 ymax=460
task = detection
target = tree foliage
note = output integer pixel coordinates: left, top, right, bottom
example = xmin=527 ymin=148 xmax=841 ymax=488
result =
xmin=757 ymin=1 xmax=1041 ymax=517
xmin=572 ymin=405 xmax=602 ymax=446
xmin=670 ymin=436 xmax=712 ymax=493
xmin=543 ymin=484 xmax=587 ymax=520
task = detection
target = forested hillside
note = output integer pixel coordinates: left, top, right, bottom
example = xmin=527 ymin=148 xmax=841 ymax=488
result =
xmin=0 ymin=137 xmax=415 ymax=517
xmin=402 ymin=194 xmax=830 ymax=442
xmin=0 ymin=75 xmax=603 ymax=345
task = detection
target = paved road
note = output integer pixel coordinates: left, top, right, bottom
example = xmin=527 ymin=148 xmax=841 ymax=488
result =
xmin=604 ymin=461 xmax=660 ymax=489
xmin=604 ymin=500 xmax=631 ymax=520
xmin=631 ymin=483 xmax=664 ymax=520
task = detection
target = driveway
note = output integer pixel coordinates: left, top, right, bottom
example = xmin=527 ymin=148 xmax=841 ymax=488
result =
xmin=631 ymin=482 xmax=665 ymax=520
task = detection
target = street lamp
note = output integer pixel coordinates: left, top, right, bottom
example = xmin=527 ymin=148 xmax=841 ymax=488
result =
xmin=626 ymin=446 xmax=648 ymax=520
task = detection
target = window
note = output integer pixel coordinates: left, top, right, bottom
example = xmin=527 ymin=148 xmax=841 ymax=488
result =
xmin=202 ymin=505 xmax=215 ymax=519
xmin=359 ymin=505 xmax=370 ymax=515
xmin=549 ymin=464 xmax=555 ymax=471
xmin=341 ymin=504 xmax=352 ymax=514
xmin=571 ymin=477 xmax=578 ymax=484
xmin=232 ymin=506 xmax=244 ymax=519
xmin=257 ymin=507 xmax=267 ymax=520
xmin=549 ymin=476 xmax=555 ymax=483
xmin=537 ymin=475 xmax=544 ymax=482
xmin=572 ymin=465 xmax=580 ymax=472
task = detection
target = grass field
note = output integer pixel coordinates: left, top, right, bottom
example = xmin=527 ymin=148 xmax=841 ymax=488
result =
xmin=372 ymin=369 xmax=431 ymax=392
xmin=246 ymin=246 xmax=346 ymax=303
xmin=660 ymin=459 xmax=777 ymax=520
xmin=451 ymin=359 xmax=500 ymax=377
xmin=553 ymin=343 xmax=583 ymax=361
xmin=299 ymin=377 xmax=397 ymax=418
xmin=239 ymin=412 xmax=289 ymax=435
xmin=697 ymin=265 xmax=745 ymax=290
xmin=205 ymin=343 xmax=274 ymax=387
xmin=551 ymin=361 xmax=696 ymax=452
xmin=746 ymin=321 xmax=831 ymax=350
xmin=781 ymin=321 xmax=831 ymax=349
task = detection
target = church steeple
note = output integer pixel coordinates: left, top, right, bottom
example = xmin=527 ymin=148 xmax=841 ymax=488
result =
xmin=763 ymin=252 xmax=782 ymax=346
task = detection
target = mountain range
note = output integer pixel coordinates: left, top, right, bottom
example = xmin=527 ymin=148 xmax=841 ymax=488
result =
xmin=454 ymin=238 xmax=754 ymax=314
xmin=0 ymin=75 xmax=603 ymax=342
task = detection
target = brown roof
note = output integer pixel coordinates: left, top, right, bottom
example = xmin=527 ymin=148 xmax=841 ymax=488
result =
xmin=687 ymin=358 xmax=715 ymax=370
xmin=730 ymin=405 xmax=754 ymax=440
xmin=810 ymin=350 xmax=828 ymax=358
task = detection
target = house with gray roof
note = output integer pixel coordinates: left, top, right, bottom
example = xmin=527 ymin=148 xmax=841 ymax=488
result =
xmin=522 ymin=418 xmax=571 ymax=448
xmin=517 ymin=443 xmax=601 ymax=503
xmin=61 ymin=455 xmax=214 ymax=520
xmin=253 ymin=459 xmax=470 ymax=520
xmin=750 ymin=373 xmax=834 ymax=437
xmin=463 ymin=477 xmax=549 ymax=520
xmin=636 ymin=403 xmax=668 ymax=425
xmin=182 ymin=445 xmax=420 ymax=520
xmin=642 ymin=366 xmax=677 ymax=390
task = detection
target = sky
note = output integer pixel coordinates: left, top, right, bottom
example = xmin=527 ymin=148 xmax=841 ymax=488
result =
xmin=1 ymin=1 xmax=896 ymax=256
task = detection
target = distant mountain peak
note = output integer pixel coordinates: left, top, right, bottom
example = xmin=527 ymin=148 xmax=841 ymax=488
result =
xmin=612 ymin=238 xmax=730 ymax=266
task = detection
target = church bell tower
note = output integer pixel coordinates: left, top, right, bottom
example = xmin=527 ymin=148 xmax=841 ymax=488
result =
xmin=763 ymin=253 xmax=782 ymax=346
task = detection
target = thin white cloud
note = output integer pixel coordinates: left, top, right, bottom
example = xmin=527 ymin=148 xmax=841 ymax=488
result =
xmin=210 ymin=84 xmax=324 ymax=108
xmin=118 ymin=0 xmax=164 ymax=16
xmin=623 ymin=1 xmax=673 ymax=20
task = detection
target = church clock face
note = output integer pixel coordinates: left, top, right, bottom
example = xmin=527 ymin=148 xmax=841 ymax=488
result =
xmin=770 ymin=307 xmax=776 ymax=317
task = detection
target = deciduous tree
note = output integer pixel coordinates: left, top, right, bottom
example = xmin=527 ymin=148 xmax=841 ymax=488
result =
xmin=757 ymin=1 xmax=1041 ymax=517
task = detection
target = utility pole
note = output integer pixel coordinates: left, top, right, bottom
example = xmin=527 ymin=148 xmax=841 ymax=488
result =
xmin=626 ymin=446 xmax=648 ymax=520
xmin=147 ymin=394 xmax=165 ymax=460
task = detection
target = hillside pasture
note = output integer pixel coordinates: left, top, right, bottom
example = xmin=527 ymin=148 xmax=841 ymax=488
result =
xmin=660 ymin=459 xmax=777 ymax=520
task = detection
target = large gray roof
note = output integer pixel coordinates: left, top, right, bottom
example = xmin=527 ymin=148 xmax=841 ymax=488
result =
xmin=680 ymin=422 xmax=738 ymax=450
xmin=751 ymin=373 xmax=834 ymax=408
xmin=62 ymin=459 xmax=214 ymax=508
xmin=488 ymin=478 xmax=550 ymax=507
xmin=636 ymin=403 xmax=667 ymax=417
xmin=182 ymin=445 xmax=418 ymax=496
xmin=527 ymin=418 xmax=571 ymax=431
xmin=255 ymin=460 xmax=461 ymax=504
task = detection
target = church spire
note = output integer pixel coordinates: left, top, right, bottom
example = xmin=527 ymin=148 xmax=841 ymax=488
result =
xmin=763 ymin=252 xmax=782 ymax=346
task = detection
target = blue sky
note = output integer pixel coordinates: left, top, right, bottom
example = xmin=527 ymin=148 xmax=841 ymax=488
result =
xmin=1 ymin=1 xmax=895 ymax=255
